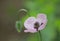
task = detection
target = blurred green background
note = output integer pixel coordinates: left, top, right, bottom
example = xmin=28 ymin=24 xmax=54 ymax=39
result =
xmin=0 ymin=0 xmax=60 ymax=41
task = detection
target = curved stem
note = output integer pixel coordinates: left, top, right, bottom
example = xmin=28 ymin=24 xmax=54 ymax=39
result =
xmin=39 ymin=31 xmax=42 ymax=41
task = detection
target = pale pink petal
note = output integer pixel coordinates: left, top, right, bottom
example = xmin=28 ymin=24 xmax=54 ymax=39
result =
xmin=24 ymin=29 xmax=37 ymax=33
xmin=37 ymin=13 xmax=47 ymax=30
xmin=24 ymin=30 xmax=29 ymax=32
xmin=24 ymin=17 xmax=36 ymax=30
xmin=38 ymin=20 xmax=47 ymax=30
xmin=37 ymin=13 xmax=47 ymax=21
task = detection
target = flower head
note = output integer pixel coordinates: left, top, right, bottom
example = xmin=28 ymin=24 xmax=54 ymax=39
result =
xmin=24 ymin=13 xmax=47 ymax=33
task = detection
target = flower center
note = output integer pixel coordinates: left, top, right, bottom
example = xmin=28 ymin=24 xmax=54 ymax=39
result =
xmin=34 ymin=22 xmax=40 ymax=31
xmin=34 ymin=22 xmax=43 ymax=31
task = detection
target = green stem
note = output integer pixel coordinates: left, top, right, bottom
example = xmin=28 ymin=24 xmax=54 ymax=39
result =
xmin=39 ymin=31 xmax=42 ymax=41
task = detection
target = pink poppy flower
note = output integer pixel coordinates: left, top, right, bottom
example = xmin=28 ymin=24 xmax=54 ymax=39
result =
xmin=24 ymin=13 xmax=47 ymax=33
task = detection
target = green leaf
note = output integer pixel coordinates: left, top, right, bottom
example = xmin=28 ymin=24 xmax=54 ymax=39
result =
xmin=15 ymin=21 xmax=23 ymax=32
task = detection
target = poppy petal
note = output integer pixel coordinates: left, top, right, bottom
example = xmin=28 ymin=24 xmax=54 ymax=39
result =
xmin=24 ymin=17 xmax=36 ymax=29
